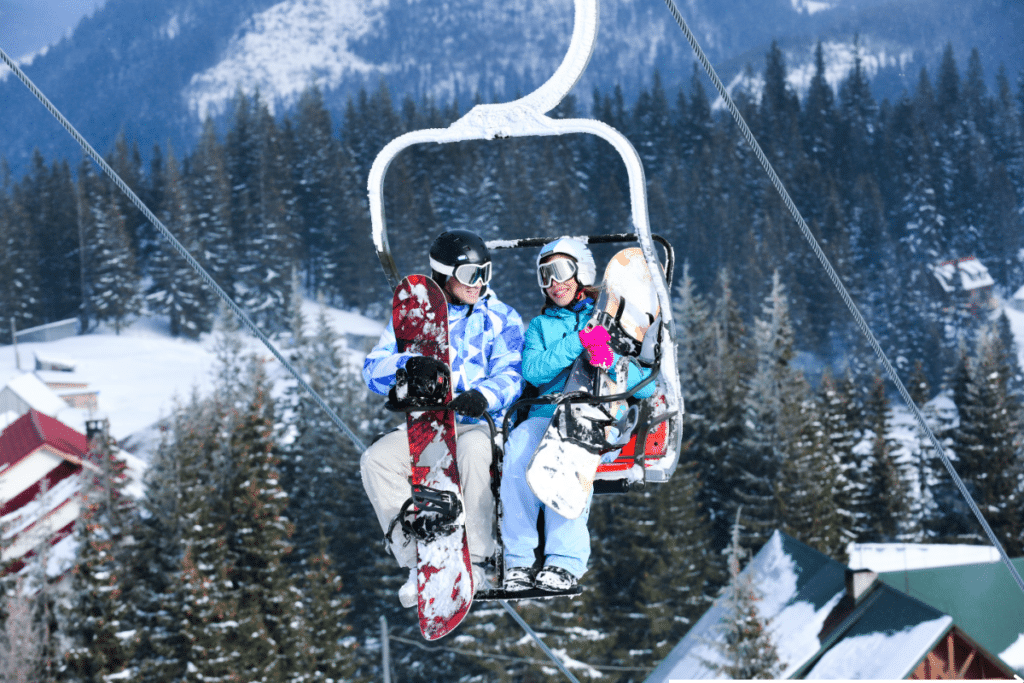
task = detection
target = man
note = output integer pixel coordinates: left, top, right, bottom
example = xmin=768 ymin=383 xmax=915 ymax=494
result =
xmin=361 ymin=229 xmax=524 ymax=607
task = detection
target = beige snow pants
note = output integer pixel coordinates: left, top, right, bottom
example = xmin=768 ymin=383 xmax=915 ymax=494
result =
xmin=360 ymin=423 xmax=496 ymax=569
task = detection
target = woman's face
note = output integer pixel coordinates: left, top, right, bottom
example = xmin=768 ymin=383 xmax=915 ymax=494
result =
xmin=542 ymin=254 xmax=579 ymax=308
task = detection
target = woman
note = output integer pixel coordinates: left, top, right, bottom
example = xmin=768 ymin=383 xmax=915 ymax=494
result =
xmin=500 ymin=237 xmax=653 ymax=592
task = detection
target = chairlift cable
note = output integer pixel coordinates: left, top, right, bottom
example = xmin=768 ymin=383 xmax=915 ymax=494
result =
xmin=1 ymin=46 xmax=582 ymax=680
xmin=0 ymin=46 xmax=368 ymax=454
xmin=499 ymin=600 xmax=583 ymax=683
xmin=659 ymin=0 xmax=1024 ymax=596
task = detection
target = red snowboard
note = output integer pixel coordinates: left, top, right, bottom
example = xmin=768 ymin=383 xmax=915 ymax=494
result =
xmin=392 ymin=275 xmax=473 ymax=640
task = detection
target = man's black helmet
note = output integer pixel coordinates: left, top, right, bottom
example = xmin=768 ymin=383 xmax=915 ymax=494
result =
xmin=429 ymin=230 xmax=490 ymax=288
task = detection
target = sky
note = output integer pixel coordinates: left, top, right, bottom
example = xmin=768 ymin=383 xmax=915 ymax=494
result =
xmin=0 ymin=0 xmax=106 ymax=60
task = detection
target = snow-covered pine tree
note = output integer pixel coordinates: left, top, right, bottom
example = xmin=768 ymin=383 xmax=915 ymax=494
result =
xmin=704 ymin=269 xmax=754 ymax=558
xmin=0 ymin=576 xmax=42 ymax=683
xmin=859 ymin=374 xmax=911 ymax=543
xmin=146 ymin=146 xmax=210 ymax=338
xmin=733 ymin=272 xmax=807 ymax=550
xmin=639 ymin=459 xmax=719 ymax=660
xmin=76 ymin=161 xmax=142 ymax=334
xmin=225 ymin=359 xmax=303 ymax=682
xmin=951 ymin=324 xmax=1023 ymax=553
xmin=105 ymin=134 xmax=150 ymax=270
xmin=705 ymin=513 xmax=783 ymax=679
xmin=176 ymin=397 xmax=242 ymax=682
xmin=776 ymin=379 xmax=844 ymax=560
xmin=293 ymin=528 xmax=357 ymax=682
xmin=127 ymin=393 xmax=212 ymax=680
xmin=231 ymin=96 xmax=296 ymax=333
xmin=189 ymin=117 xmax=236 ymax=297
xmin=58 ymin=422 xmax=139 ymax=682
xmin=0 ymin=165 xmax=43 ymax=337
xmin=17 ymin=152 xmax=81 ymax=323
xmin=818 ymin=370 xmax=861 ymax=559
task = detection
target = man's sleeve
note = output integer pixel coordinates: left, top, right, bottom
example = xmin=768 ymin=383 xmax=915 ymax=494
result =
xmin=474 ymin=305 xmax=525 ymax=412
xmin=362 ymin=320 xmax=417 ymax=396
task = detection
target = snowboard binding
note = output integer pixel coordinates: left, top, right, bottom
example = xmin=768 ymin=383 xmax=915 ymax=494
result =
xmin=385 ymin=363 xmax=452 ymax=411
xmin=386 ymin=484 xmax=465 ymax=546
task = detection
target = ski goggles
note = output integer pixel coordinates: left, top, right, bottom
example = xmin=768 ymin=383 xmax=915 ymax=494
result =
xmin=430 ymin=258 xmax=492 ymax=287
xmin=537 ymin=259 xmax=578 ymax=288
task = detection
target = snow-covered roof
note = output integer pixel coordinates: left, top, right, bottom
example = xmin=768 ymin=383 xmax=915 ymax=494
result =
xmin=847 ymin=542 xmax=1001 ymax=572
xmin=874 ymin=557 xmax=1024 ymax=675
xmin=2 ymin=372 xmax=71 ymax=417
xmin=930 ymin=257 xmax=995 ymax=293
xmin=645 ymin=531 xmax=1012 ymax=681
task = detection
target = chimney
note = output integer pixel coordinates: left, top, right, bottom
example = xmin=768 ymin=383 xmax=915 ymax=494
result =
xmin=845 ymin=568 xmax=877 ymax=604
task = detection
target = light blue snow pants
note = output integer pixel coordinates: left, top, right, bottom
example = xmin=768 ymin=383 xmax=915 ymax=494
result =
xmin=500 ymin=416 xmax=592 ymax=578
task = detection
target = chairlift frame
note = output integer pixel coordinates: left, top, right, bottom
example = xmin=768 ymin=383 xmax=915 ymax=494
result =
xmin=367 ymin=0 xmax=683 ymax=486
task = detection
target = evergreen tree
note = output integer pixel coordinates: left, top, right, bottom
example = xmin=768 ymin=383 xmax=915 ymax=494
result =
xmin=0 ymin=167 xmax=43 ymax=337
xmin=18 ymin=153 xmax=80 ymax=323
xmin=127 ymin=400 xmax=199 ymax=681
xmin=293 ymin=529 xmax=357 ymax=682
xmin=859 ymin=374 xmax=911 ymax=542
xmin=703 ymin=270 xmax=754 ymax=554
xmin=77 ymin=162 xmax=142 ymax=334
xmin=58 ymin=423 xmax=138 ymax=682
xmin=226 ymin=360 xmax=302 ymax=682
xmin=952 ymin=325 xmax=1023 ymax=553
xmin=147 ymin=147 xmax=209 ymax=337
xmin=189 ymin=117 xmax=236 ymax=298
xmin=705 ymin=513 xmax=783 ymax=679
xmin=732 ymin=272 xmax=807 ymax=549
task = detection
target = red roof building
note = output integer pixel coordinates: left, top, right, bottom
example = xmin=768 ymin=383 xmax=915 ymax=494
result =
xmin=0 ymin=410 xmax=90 ymax=573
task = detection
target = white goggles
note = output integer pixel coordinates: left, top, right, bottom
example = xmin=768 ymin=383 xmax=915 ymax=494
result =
xmin=537 ymin=259 xmax=578 ymax=288
xmin=430 ymin=258 xmax=492 ymax=286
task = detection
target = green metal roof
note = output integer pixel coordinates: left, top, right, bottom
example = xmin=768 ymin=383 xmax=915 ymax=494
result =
xmin=877 ymin=557 xmax=1024 ymax=665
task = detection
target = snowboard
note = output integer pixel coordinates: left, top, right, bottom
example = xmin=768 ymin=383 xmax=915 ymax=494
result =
xmin=525 ymin=247 xmax=661 ymax=520
xmin=391 ymin=274 xmax=473 ymax=641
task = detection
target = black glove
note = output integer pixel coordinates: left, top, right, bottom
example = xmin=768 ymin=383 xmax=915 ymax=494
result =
xmin=402 ymin=356 xmax=449 ymax=400
xmin=448 ymin=389 xmax=489 ymax=418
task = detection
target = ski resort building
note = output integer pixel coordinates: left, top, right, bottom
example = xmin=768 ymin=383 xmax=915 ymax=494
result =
xmin=646 ymin=531 xmax=1019 ymax=680
xmin=0 ymin=410 xmax=93 ymax=574
xmin=929 ymin=257 xmax=997 ymax=315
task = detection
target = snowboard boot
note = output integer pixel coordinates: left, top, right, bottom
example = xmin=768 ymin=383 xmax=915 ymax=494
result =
xmin=535 ymin=565 xmax=577 ymax=592
xmin=399 ymin=568 xmax=417 ymax=608
xmin=502 ymin=566 xmax=536 ymax=592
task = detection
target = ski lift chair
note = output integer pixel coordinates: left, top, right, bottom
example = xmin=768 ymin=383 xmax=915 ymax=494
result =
xmin=491 ymin=233 xmax=678 ymax=494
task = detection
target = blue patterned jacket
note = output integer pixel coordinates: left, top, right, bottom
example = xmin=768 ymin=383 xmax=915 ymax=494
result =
xmin=363 ymin=290 xmax=525 ymax=424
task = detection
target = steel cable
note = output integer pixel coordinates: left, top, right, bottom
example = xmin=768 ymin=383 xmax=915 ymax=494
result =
xmin=0 ymin=47 xmax=367 ymax=453
xmin=660 ymin=0 xmax=1024 ymax=595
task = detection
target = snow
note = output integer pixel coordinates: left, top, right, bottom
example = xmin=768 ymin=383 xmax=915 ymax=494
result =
xmin=847 ymin=542 xmax=1002 ymax=573
xmin=1001 ymin=634 xmax=1024 ymax=672
xmin=803 ymin=616 xmax=953 ymax=679
xmin=0 ymin=302 xmax=383 ymax=453
xmin=1000 ymin=304 xmax=1024 ymax=370
xmin=719 ymin=39 xmax=915 ymax=110
xmin=184 ymin=0 xmax=389 ymax=120
xmin=790 ymin=0 xmax=835 ymax=15
xmin=2 ymin=372 xmax=74 ymax=417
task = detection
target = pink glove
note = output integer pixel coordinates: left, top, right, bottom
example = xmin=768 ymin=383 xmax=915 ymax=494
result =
xmin=579 ymin=324 xmax=613 ymax=369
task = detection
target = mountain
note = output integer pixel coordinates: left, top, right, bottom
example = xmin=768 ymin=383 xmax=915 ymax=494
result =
xmin=1 ymin=0 xmax=1022 ymax=174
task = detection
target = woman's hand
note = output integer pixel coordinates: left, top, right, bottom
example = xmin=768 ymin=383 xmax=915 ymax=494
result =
xmin=578 ymin=324 xmax=613 ymax=369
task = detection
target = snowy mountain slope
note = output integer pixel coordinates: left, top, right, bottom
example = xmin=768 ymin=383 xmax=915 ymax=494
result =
xmin=1 ymin=0 xmax=1021 ymax=174
xmin=0 ymin=301 xmax=383 ymax=455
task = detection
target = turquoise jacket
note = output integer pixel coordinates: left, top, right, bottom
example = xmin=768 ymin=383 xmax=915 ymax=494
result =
xmin=523 ymin=301 xmax=655 ymax=419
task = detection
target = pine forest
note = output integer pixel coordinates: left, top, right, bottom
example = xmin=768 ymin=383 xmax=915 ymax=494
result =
xmin=2 ymin=41 xmax=1024 ymax=681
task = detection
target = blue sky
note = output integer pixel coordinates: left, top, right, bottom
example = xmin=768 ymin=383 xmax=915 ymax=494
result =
xmin=0 ymin=0 xmax=105 ymax=60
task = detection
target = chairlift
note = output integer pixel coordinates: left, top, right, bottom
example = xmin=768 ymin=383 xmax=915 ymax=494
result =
xmin=367 ymin=0 xmax=684 ymax=493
